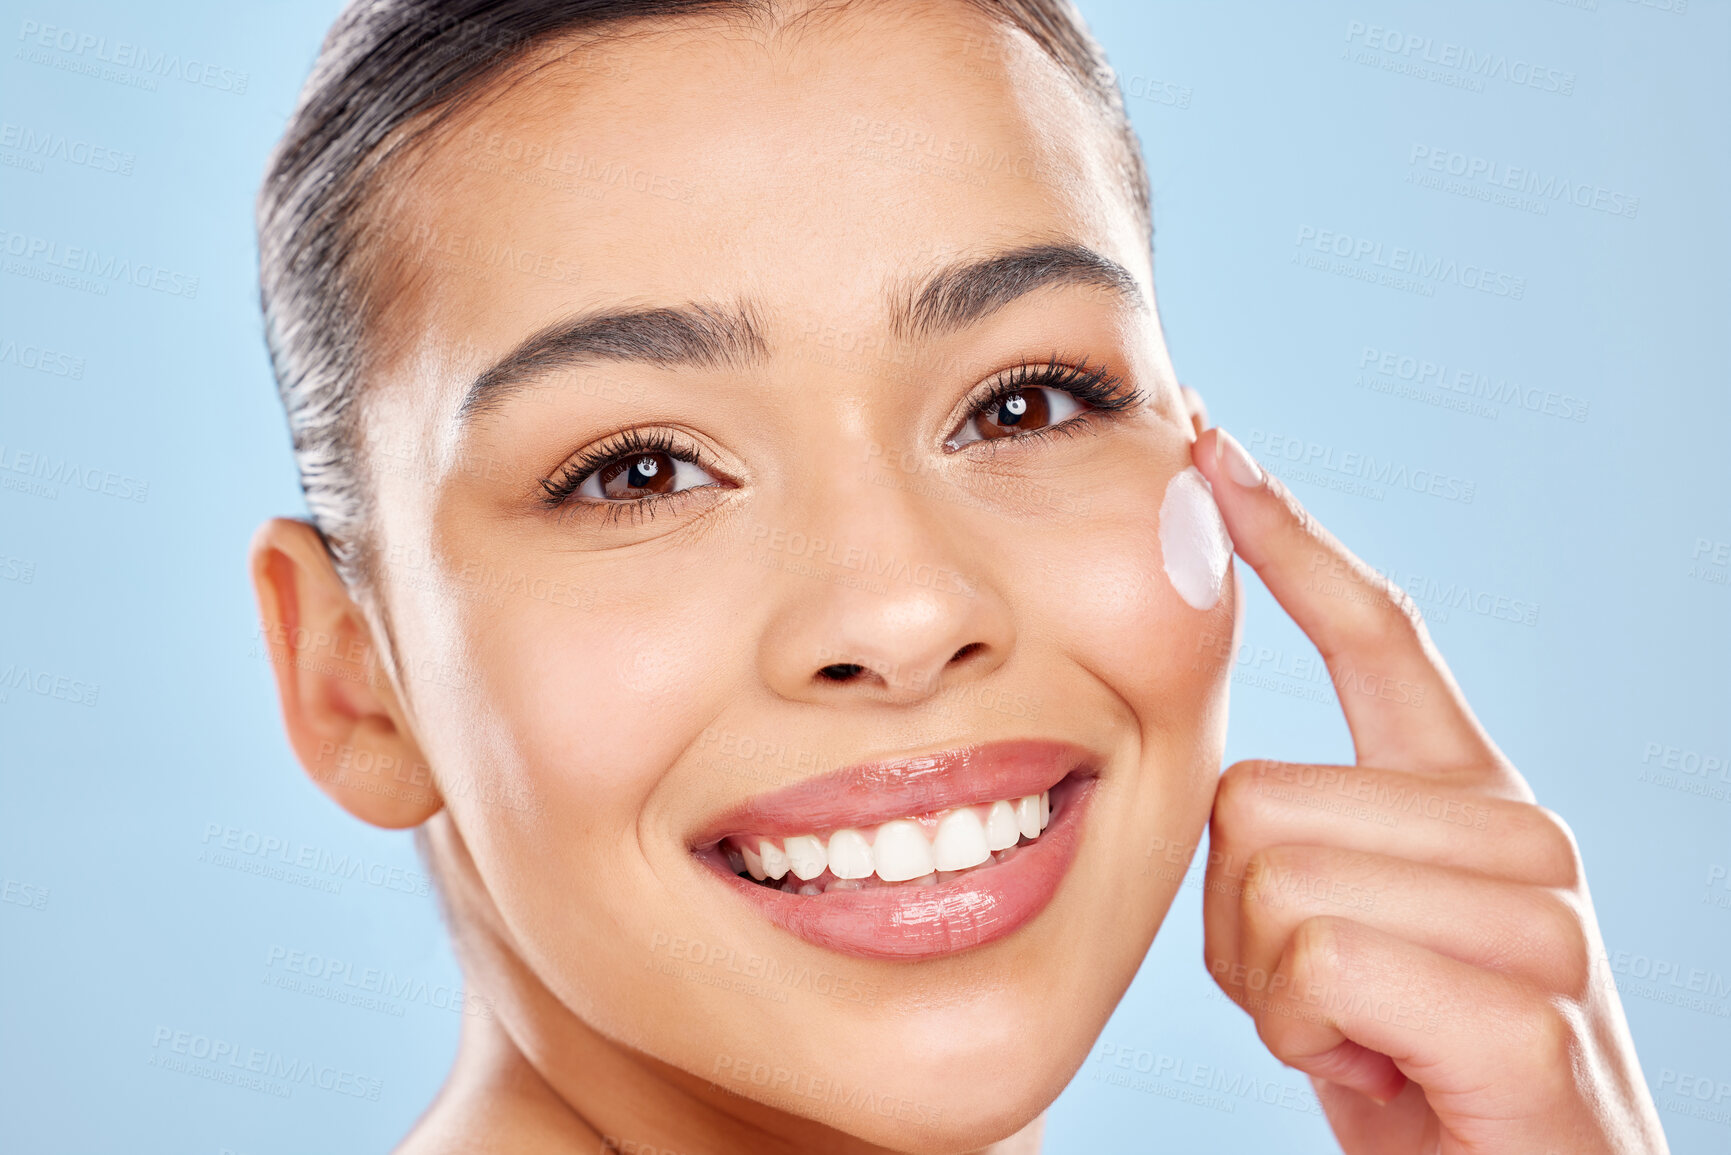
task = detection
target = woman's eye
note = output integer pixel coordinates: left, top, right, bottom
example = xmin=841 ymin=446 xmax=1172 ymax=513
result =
xmin=948 ymin=386 xmax=1088 ymax=448
xmin=576 ymin=451 xmax=718 ymax=501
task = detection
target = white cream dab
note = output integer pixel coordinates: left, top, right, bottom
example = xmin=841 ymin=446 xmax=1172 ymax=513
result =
xmin=1158 ymin=466 xmax=1232 ymax=610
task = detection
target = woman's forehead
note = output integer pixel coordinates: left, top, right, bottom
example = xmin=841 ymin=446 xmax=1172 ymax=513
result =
xmin=371 ymin=4 xmax=1144 ymax=376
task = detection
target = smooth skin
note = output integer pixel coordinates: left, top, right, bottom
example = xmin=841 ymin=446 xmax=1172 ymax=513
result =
xmin=249 ymin=3 xmax=1665 ymax=1152
xmin=253 ymin=6 xmax=1232 ymax=1151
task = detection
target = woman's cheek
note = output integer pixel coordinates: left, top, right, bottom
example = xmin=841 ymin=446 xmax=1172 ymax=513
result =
xmin=1017 ymin=465 xmax=1236 ymax=720
xmin=477 ymin=607 xmax=725 ymax=800
xmin=394 ymin=585 xmax=714 ymax=917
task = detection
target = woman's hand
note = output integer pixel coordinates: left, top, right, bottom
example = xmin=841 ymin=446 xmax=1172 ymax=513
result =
xmin=1192 ymin=428 xmax=1669 ymax=1154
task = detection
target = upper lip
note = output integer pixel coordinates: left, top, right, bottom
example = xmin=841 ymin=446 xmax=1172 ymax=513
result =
xmin=689 ymin=738 xmax=1100 ymax=849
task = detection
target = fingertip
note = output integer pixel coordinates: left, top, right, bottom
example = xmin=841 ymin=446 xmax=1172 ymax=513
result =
xmin=1190 ymin=427 xmax=1267 ymax=491
xmin=1189 ymin=425 xmax=1219 ymax=471
xmin=1189 ymin=426 xmax=1226 ymax=491
xmin=1216 ymin=428 xmax=1266 ymax=489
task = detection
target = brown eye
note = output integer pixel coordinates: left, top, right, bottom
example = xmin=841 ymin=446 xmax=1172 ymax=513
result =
xmin=575 ymin=449 xmax=722 ymax=502
xmin=948 ymin=385 xmax=1086 ymax=448
xmin=978 ymin=388 xmax=1051 ymax=439
xmin=549 ymin=435 xmax=723 ymax=509
xmin=596 ymin=452 xmax=677 ymax=498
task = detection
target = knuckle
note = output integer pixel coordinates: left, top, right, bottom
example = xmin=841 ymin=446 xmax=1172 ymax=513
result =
xmin=1242 ymin=845 xmax=1317 ymax=912
xmin=1522 ymin=997 xmax=1586 ymax=1093
xmin=1250 ymin=1002 xmax=1315 ymax=1063
xmin=1242 ymin=845 xmax=1282 ymax=888
xmin=1348 ymin=575 xmax=1429 ymax=656
xmin=1201 ymin=904 xmax=1235 ymax=967
xmin=1518 ymin=891 xmax=1594 ymax=995
xmin=1220 ymin=758 xmax=1273 ymax=792
xmin=1318 ymin=587 xmax=1426 ymax=673
xmin=1203 ymin=945 xmax=1232 ymax=991
xmin=1384 ymin=580 xmax=1427 ymax=633
xmin=1214 ymin=760 xmax=1278 ymax=828
xmin=1524 ymin=806 xmax=1585 ymax=888
xmin=1283 ymin=915 xmax=1346 ymax=990
xmin=1239 ymin=847 xmax=1285 ymax=917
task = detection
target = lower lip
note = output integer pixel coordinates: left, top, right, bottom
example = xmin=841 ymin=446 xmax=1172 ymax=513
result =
xmin=698 ymin=775 xmax=1096 ymax=961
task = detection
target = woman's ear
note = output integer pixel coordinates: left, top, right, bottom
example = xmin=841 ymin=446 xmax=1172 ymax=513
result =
xmin=249 ymin=517 xmax=443 ymax=829
xmin=1180 ymin=384 xmax=1210 ymax=439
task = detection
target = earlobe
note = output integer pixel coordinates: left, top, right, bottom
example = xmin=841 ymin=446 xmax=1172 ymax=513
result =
xmin=1180 ymin=384 xmax=1210 ymax=439
xmin=248 ymin=517 xmax=444 ymax=829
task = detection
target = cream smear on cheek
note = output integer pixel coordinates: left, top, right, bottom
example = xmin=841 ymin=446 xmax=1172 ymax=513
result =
xmin=1158 ymin=466 xmax=1232 ymax=610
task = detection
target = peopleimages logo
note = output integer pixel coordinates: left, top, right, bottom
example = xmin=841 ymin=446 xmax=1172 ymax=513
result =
xmin=1294 ymin=226 xmax=1526 ymax=300
xmin=0 ymin=442 xmax=149 ymax=502
xmin=0 ymin=121 xmax=134 ymax=175
xmin=1357 ymin=346 xmax=1590 ymax=423
xmin=198 ymin=823 xmax=433 ymax=898
xmin=1247 ymin=428 xmax=1477 ymax=505
xmin=0 ymin=335 xmax=85 ymax=378
xmin=264 ymin=945 xmax=494 ymax=1019
xmin=1091 ymin=1042 xmax=1323 ymax=1117
xmin=148 ymin=1026 xmax=382 ymax=1100
xmin=1408 ymin=145 xmax=1639 ymax=219
xmin=15 ymin=19 xmax=249 ymax=94
xmin=0 ymin=226 xmax=199 ymax=298
xmin=0 ymin=660 xmax=100 ymax=707
xmin=1343 ymin=21 xmax=1575 ymax=96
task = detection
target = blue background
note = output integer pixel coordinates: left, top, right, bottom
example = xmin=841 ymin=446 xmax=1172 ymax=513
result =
xmin=1 ymin=1 xmax=1726 ymax=1151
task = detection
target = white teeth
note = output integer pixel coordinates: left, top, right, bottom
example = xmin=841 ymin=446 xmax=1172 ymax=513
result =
xmin=873 ymin=819 xmax=936 ymax=882
xmin=826 ymin=828 xmax=874 ymax=880
xmin=758 ymin=839 xmax=790 ymax=880
xmin=932 ymin=808 xmax=991 ymax=872
xmin=1015 ymin=794 xmax=1042 ymax=840
xmin=784 ymin=834 xmax=828 ymax=880
xmin=984 ymin=799 xmax=1020 ymax=851
xmin=729 ymin=785 xmax=1062 ymax=888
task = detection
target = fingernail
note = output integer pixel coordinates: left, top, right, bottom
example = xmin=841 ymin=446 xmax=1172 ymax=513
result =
xmin=1215 ymin=428 xmax=1265 ymax=488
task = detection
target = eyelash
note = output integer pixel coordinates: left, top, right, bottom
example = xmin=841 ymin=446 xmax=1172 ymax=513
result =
xmin=536 ymin=355 xmax=1143 ymax=517
xmin=955 ymin=356 xmax=1145 ymax=450
xmin=537 ymin=428 xmax=711 ymax=519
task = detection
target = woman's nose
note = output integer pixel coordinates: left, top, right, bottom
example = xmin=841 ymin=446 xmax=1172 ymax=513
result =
xmin=754 ymin=496 xmax=1014 ymax=707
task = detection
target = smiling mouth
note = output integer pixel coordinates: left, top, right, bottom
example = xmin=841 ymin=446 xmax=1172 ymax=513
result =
xmin=690 ymin=739 xmax=1099 ymax=959
xmin=720 ymin=782 xmax=1062 ymax=896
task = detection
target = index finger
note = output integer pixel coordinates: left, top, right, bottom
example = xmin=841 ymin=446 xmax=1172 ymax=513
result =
xmin=1191 ymin=427 xmax=1503 ymax=778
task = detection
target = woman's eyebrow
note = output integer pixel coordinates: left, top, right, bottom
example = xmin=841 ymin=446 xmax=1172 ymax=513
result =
xmin=457 ymin=303 xmax=767 ymax=424
xmin=455 ymin=242 xmax=1144 ymax=428
xmin=890 ymin=242 xmax=1147 ymax=342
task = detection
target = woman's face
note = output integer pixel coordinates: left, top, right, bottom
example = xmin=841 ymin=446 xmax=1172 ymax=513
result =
xmin=360 ymin=5 xmax=1235 ymax=1147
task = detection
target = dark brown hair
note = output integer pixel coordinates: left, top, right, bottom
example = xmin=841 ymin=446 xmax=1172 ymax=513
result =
xmin=257 ymin=0 xmax=1151 ymax=584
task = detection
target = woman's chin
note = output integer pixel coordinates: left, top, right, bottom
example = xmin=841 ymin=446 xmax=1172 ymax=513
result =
xmin=691 ymin=981 xmax=1098 ymax=1151
xmin=768 ymin=1072 xmax=1053 ymax=1155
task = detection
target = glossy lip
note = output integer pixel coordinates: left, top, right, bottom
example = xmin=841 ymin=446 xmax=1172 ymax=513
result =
xmin=690 ymin=738 xmax=1099 ymax=846
xmin=690 ymin=739 xmax=1102 ymax=960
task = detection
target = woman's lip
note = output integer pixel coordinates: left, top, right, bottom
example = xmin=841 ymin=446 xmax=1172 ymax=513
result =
xmin=699 ymin=775 xmax=1096 ymax=960
xmin=690 ymin=738 xmax=1100 ymax=846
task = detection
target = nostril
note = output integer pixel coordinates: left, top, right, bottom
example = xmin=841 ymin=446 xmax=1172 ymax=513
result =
xmin=949 ymin=643 xmax=984 ymax=664
xmin=819 ymin=663 xmax=866 ymax=682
